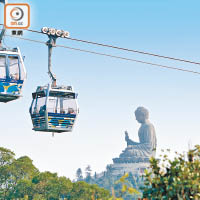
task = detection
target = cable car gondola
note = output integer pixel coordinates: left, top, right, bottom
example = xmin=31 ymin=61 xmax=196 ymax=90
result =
xmin=29 ymin=27 xmax=79 ymax=134
xmin=0 ymin=0 xmax=26 ymax=103
xmin=0 ymin=47 xmax=26 ymax=102
xmin=30 ymin=84 xmax=78 ymax=133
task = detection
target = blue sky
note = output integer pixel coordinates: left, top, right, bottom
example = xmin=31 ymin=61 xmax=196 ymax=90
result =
xmin=0 ymin=0 xmax=200 ymax=179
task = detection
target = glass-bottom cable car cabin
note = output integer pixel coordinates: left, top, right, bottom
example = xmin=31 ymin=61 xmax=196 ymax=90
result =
xmin=0 ymin=47 xmax=26 ymax=103
xmin=29 ymin=84 xmax=79 ymax=133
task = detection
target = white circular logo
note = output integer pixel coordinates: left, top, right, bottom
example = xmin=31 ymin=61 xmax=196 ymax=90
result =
xmin=10 ymin=7 xmax=24 ymax=21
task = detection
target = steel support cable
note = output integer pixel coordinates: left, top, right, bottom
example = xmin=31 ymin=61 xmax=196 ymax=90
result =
xmin=0 ymin=24 xmax=199 ymax=66
xmin=61 ymin=37 xmax=200 ymax=66
xmin=24 ymin=28 xmax=200 ymax=65
xmin=5 ymin=34 xmax=200 ymax=75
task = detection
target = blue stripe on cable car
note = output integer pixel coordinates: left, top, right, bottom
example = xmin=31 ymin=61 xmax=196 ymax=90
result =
xmin=0 ymin=78 xmax=24 ymax=84
xmin=31 ymin=113 xmax=46 ymax=118
xmin=48 ymin=112 xmax=76 ymax=118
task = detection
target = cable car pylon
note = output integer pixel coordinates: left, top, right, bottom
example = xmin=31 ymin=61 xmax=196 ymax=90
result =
xmin=29 ymin=27 xmax=79 ymax=135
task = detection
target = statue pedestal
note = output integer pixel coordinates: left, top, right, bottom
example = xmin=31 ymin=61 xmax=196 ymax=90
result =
xmin=109 ymin=162 xmax=150 ymax=176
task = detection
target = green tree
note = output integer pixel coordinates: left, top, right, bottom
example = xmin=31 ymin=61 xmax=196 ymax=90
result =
xmin=0 ymin=147 xmax=112 ymax=200
xmin=112 ymin=173 xmax=141 ymax=200
xmin=76 ymin=168 xmax=83 ymax=181
xmin=142 ymin=145 xmax=200 ymax=200
xmin=32 ymin=171 xmax=73 ymax=199
xmin=70 ymin=181 xmax=110 ymax=200
xmin=12 ymin=179 xmax=34 ymax=199
xmin=1 ymin=155 xmax=38 ymax=199
xmin=85 ymin=165 xmax=92 ymax=177
xmin=85 ymin=165 xmax=92 ymax=184
xmin=0 ymin=147 xmax=15 ymax=199
xmin=0 ymin=147 xmax=15 ymax=166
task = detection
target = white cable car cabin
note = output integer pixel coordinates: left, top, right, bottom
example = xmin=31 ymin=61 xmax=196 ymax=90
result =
xmin=0 ymin=47 xmax=26 ymax=102
xmin=29 ymin=84 xmax=79 ymax=133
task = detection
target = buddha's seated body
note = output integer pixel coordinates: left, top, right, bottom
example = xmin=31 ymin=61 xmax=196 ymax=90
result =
xmin=113 ymin=107 xmax=157 ymax=164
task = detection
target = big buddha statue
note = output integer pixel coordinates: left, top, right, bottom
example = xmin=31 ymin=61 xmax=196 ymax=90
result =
xmin=113 ymin=107 xmax=157 ymax=163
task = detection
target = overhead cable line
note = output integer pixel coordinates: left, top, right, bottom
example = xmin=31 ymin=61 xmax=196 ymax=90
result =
xmin=26 ymin=28 xmax=200 ymax=66
xmin=0 ymin=24 xmax=199 ymax=66
xmin=5 ymin=34 xmax=200 ymax=75
xmin=62 ymin=36 xmax=200 ymax=66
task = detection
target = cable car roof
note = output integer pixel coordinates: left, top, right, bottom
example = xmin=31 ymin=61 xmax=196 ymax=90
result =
xmin=36 ymin=85 xmax=74 ymax=92
xmin=0 ymin=47 xmax=22 ymax=56
xmin=32 ymin=84 xmax=76 ymax=99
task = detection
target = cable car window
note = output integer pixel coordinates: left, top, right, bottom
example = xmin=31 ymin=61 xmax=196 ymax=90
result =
xmin=19 ymin=58 xmax=26 ymax=80
xmin=0 ymin=55 xmax=6 ymax=79
xmin=31 ymin=99 xmax=36 ymax=114
xmin=32 ymin=94 xmax=46 ymax=114
xmin=8 ymin=56 xmax=19 ymax=80
xmin=32 ymin=91 xmax=46 ymax=99
xmin=47 ymin=96 xmax=77 ymax=114
xmin=47 ymin=96 xmax=58 ymax=113
xmin=49 ymin=91 xmax=75 ymax=99
xmin=62 ymin=98 xmax=77 ymax=114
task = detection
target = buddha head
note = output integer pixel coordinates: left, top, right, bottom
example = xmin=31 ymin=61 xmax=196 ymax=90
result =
xmin=135 ymin=107 xmax=149 ymax=124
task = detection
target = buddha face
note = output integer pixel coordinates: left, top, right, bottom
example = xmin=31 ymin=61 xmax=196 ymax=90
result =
xmin=135 ymin=113 xmax=145 ymax=123
xmin=135 ymin=107 xmax=149 ymax=124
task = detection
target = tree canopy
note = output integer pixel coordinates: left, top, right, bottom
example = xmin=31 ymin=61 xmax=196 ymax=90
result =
xmin=0 ymin=147 xmax=110 ymax=200
xmin=1 ymin=145 xmax=199 ymax=200
xmin=142 ymin=145 xmax=200 ymax=200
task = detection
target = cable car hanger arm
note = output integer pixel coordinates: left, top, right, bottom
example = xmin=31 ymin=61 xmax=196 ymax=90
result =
xmin=41 ymin=27 xmax=70 ymax=87
xmin=46 ymin=35 xmax=57 ymax=86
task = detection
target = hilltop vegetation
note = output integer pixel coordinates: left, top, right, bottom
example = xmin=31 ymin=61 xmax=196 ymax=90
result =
xmin=0 ymin=145 xmax=199 ymax=200
xmin=0 ymin=147 xmax=110 ymax=200
xmin=76 ymin=145 xmax=200 ymax=200
xmin=75 ymin=166 xmax=143 ymax=200
xmin=142 ymin=145 xmax=200 ymax=199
